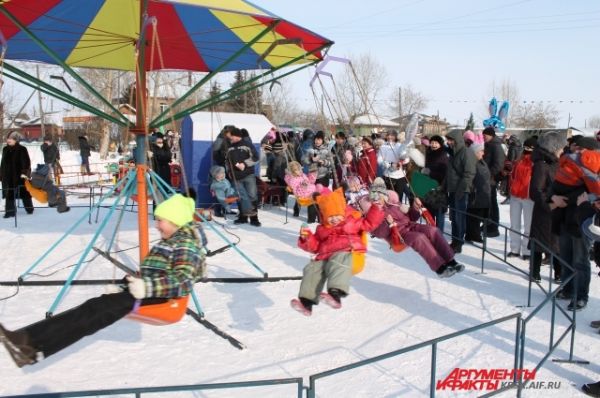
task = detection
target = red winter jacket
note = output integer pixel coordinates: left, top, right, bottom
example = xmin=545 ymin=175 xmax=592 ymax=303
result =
xmin=298 ymin=204 xmax=384 ymax=260
xmin=357 ymin=147 xmax=378 ymax=185
xmin=510 ymin=153 xmax=533 ymax=199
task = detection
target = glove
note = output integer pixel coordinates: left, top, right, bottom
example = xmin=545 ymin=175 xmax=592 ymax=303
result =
xmin=20 ymin=174 xmax=29 ymax=180
xmin=105 ymin=284 xmax=124 ymax=294
xmin=147 ymin=151 xmax=154 ymax=158
xmin=126 ymin=275 xmax=146 ymax=299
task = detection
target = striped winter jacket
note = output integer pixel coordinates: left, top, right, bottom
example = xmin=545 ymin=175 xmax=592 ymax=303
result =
xmin=140 ymin=224 xmax=204 ymax=298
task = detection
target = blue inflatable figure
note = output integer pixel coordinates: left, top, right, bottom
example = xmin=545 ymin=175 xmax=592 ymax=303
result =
xmin=483 ymin=97 xmax=509 ymax=132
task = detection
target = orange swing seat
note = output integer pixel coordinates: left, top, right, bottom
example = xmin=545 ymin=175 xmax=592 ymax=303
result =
xmin=126 ymin=296 xmax=189 ymax=326
xmin=24 ymin=180 xmax=48 ymax=203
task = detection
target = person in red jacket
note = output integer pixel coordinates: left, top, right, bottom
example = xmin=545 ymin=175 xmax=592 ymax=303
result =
xmin=357 ymin=136 xmax=378 ymax=186
xmin=508 ymin=137 xmax=537 ymax=260
xmin=290 ymin=187 xmax=385 ymax=316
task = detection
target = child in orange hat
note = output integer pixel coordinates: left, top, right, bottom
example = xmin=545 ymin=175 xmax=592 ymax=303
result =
xmin=291 ymin=187 xmax=385 ymax=316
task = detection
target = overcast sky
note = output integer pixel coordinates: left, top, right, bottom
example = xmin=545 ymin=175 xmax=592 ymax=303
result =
xmin=259 ymin=0 xmax=600 ymax=128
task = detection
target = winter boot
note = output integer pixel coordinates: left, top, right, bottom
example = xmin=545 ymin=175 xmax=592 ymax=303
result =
xmin=436 ymin=263 xmax=457 ymax=278
xmin=319 ymin=288 xmax=345 ymax=309
xmin=290 ymin=297 xmax=313 ymax=316
xmin=582 ymin=381 xmax=600 ymax=397
xmin=0 ymin=323 xmax=38 ymax=368
xmin=234 ymin=215 xmax=248 ymax=225
xmin=293 ymin=202 xmax=300 ymax=217
xmin=249 ymin=215 xmax=261 ymax=227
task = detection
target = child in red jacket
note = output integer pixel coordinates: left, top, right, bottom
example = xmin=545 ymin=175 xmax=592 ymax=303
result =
xmin=291 ymin=187 xmax=385 ymax=316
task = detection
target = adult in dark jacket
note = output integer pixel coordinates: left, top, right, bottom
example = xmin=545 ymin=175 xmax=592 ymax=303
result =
xmin=78 ymin=135 xmax=91 ymax=174
xmin=40 ymin=135 xmax=60 ymax=179
xmin=550 ymin=136 xmax=600 ymax=310
xmin=465 ymin=143 xmax=491 ymax=243
xmin=528 ymin=132 xmax=562 ymax=284
xmin=150 ymin=136 xmax=172 ymax=186
xmin=423 ymin=135 xmax=448 ymax=231
xmin=226 ymin=128 xmax=261 ymax=226
xmin=482 ymin=127 xmax=506 ymax=237
xmin=211 ymin=125 xmax=235 ymax=168
xmin=0 ymin=131 xmax=34 ymax=218
xmin=445 ymin=129 xmax=477 ymax=253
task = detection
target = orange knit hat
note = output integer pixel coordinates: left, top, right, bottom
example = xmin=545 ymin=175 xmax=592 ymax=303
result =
xmin=315 ymin=188 xmax=346 ymax=226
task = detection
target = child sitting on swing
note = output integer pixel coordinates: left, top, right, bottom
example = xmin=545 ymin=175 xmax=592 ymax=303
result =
xmin=209 ymin=165 xmax=238 ymax=216
xmin=0 ymin=193 xmax=205 ymax=367
xmin=28 ymin=163 xmax=70 ymax=213
xmin=291 ymin=187 xmax=385 ymax=316
xmin=285 ymin=160 xmax=319 ymax=223
xmin=366 ymin=178 xmax=464 ymax=278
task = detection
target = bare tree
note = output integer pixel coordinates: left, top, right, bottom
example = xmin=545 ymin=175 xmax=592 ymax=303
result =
xmin=262 ymin=79 xmax=300 ymax=125
xmin=388 ymin=84 xmax=428 ymax=118
xmin=588 ymin=115 xmax=600 ymax=129
xmin=511 ymin=102 xmax=560 ymax=128
xmin=317 ymin=53 xmax=387 ymax=131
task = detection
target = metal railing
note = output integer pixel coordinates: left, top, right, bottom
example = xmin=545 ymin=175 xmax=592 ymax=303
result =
xmin=0 ymin=377 xmax=304 ymax=398
xmin=445 ymin=206 xmax=585 ymax=397
xmin=307 ymin=313 xmax=522 ymax=398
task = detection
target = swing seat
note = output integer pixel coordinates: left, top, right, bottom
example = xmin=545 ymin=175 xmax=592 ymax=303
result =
xmin=390 ymin=225 xmax=408 ymax=253
xmin=24 ymin=180 xmax=48 ymax=203
xmin=351 ymin=232 xmax=369 ymax=275
xmin=126 ymin=296 xmax=189 ymax=326
xmin=421 ymin=208 xmax=436 ymax=227
xmin=296 ymin=197 xmax=314 ymax=207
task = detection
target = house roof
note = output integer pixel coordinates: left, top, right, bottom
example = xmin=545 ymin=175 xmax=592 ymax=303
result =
xmin=353 ymin=114 xmax=399 ymax=127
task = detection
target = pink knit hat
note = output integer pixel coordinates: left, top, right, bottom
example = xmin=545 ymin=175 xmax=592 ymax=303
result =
xmin=463 ymin=130 xmax=475 ymax=143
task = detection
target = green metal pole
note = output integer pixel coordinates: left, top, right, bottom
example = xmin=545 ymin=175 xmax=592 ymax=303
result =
xmin=3 ymin=66 xmax=129 ymax=126
xmin=153 ymin=58 xmax=323 ymax=127
xmin=149 ymin=20 xmax=281 ymax=127
xmin=0 ymin=6 xmax=130 ymax=126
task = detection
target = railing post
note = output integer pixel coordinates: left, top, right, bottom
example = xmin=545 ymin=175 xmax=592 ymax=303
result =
xmin=481 ymin=216 xmax=488 ymax=273
xmin=430 ymin=342 xmax=437 ymax=398
xmin=517 ymin=320 xmax=526 ymax=398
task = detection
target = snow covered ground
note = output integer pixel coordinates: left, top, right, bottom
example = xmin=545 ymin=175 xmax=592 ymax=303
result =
xmin=0 ymin=153 xmax=599 ymax=397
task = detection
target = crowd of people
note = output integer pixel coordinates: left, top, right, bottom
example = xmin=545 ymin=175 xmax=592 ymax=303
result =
xmin=4 ymin=125 xmax=600 ymax=395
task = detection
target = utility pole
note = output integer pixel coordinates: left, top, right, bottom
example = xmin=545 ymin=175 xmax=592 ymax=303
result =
xmin=36 ymin=65 xmax=46 ymax=138
xmin=398 ymin=86 xmax=402 ymax=119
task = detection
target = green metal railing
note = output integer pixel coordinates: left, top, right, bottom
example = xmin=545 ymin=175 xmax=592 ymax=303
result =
xmin=0 ymin=378 xmax=304 ymax=398
xmin=308 ymin=313 xmax=522 ymax=398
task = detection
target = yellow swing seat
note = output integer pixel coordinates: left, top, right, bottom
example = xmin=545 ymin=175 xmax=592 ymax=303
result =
xmin=126 ymin=296 xmax=189 ymax=326
xmin=24 ymin=180 xmax=48 ymax=203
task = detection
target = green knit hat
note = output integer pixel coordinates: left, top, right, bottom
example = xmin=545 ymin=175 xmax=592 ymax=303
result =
xmin=154 ymin=194 xmax=195 ymax=227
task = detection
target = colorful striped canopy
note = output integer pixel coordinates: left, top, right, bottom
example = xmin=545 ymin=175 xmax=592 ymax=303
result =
xmin=0 ymin=0 xmax=333 ymax=72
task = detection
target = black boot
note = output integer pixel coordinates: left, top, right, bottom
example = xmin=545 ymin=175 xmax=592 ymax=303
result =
xmin=250 ymin=215 xmax=261 ymax=227
xmin=293 ymin=202 xmax=300 ymax=217
xmin=0 ymin=323 xmax=38 ymax=367
xmin=582 ymin=381 xmax=600 ymax=397
xmin=327 ymin=288 xmax=346 ymax=303
xmin=234 ymin=215 xmax=248 ymax=224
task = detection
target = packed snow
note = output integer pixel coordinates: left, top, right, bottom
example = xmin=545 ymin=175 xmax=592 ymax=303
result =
xmin=0 ymin=150 xmax=599 ymax=397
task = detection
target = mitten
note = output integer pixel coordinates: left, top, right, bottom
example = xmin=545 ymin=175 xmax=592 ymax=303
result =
xmin=20 ymin=174 xmax=29 ymax=180
xmin=126 ymin=275 xmax=146 ymax=299
xmin=299 ymin=222 xmax=312 ymax=239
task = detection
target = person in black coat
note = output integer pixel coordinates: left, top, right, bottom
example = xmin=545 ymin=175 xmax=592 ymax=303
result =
xmin=40 ymin=134 xmax=61 ymax=180
xmin=482 ymin=127 xmax=506 ymax=236
xmin=465 ymin=143 xmax=491 ymax=243
xmin=423 ymin=135 xmax=448 ymax=231
xmin=78 ymin=135 xmax=91 ymax=174
xmin=528 ymin=132 xmax=562 ymax=283
xmin=0 ymin=131 xmax=34 ymax=218
xmin=150 ymin=136 xmax=172 ymax=186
